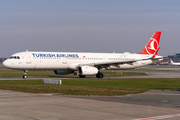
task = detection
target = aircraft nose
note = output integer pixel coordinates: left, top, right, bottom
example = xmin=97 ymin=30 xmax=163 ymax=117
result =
xmin=3 ymin=60 xmax=10 ymax=68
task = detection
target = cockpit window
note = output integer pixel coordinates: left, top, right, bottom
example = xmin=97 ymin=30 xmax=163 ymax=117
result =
xmin=9 ymin=56 xmax=20 ymax=59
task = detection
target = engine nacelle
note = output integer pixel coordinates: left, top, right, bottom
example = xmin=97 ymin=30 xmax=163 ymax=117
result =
xmin=53 ymin=69 xmax=74 ymax=75
xmin=78 ymin=66 xmax=98 ymax=75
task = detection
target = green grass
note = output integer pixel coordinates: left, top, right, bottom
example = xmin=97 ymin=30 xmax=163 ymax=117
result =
xmin=0 ymin=70 xmax=147 ymax=78
xmin=0 ymin=65 xmax=7 ymax=69
xmin=0 ymin=78 xmax=180 ymax=96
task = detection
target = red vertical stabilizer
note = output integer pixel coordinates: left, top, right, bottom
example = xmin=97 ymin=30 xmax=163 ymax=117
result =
xmin=139 ymin=31 xmax=161 ymax=57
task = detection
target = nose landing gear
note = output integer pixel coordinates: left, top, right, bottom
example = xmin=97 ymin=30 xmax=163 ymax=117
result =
xmin=23 ymin=70 xmax=28 ymax=79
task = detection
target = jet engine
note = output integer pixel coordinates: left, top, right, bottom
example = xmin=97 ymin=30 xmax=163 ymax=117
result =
xmin=78 ymin=66 xmax=98 ymax=75
xmin=53 ymin=69 xmax=74 ymax=75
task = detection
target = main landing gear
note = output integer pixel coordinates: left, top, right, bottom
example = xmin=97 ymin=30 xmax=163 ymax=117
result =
xmin=78 ymin=72 xmax=103 ymax=78
xmin=96 ymin=72 xmax=103 ymax=78
xmin=23 ymin=70 xmax=28 ymax=79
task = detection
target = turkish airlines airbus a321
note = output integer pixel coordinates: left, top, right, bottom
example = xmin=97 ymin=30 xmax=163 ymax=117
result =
xmin=3 ymin=31 xmax=163 ymax=78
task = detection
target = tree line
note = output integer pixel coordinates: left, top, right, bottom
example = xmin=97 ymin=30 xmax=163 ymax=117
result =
xmin=0 ymin=57 xmax=8 ymax=62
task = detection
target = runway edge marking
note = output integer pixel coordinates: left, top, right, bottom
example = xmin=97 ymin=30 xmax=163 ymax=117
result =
xmin=133 ymin=113 xmax=180 ymax=120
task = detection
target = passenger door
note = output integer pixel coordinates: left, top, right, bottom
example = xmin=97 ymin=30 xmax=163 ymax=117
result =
xmin=25 ymin=53 xmax=31 ymax=64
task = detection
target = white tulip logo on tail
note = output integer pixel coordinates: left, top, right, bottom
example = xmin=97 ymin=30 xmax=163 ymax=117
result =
xmin=145 ymin=38 xmax=158 ymax=55
xmin=149 ymin=41 xmax=155 ymax=50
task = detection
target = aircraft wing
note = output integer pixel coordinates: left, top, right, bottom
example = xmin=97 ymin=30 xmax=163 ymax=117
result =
xmin=79 ymin=57 xmax=154 ymax=69
xmin=93 ymin=60 xmax=138 ymax=68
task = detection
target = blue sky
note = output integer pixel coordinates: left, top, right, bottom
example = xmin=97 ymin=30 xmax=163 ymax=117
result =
xmin=0 ymin=0 xmax=180 ymax=56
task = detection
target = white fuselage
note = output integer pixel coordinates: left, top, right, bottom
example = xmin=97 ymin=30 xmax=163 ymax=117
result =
xmin=3 ymin=51 xmax=162 ymax=70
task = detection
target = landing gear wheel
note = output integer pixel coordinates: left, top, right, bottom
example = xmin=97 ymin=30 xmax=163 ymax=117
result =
xmin=23 ymin=70 xmax=28 ymax=79
xmin=23 ymin=75 xmax=27 ymax=79
xmin=79 ymin=75 xmax=86 ymax=78
xmin=96 ymin=73 xmax=104 ymax=78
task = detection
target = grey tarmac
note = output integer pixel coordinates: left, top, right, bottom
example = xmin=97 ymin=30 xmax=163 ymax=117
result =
xmin=1 ymin=89 xmax=180 ymax=120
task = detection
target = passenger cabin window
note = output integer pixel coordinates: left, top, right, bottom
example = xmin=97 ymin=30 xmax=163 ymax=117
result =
xmin=9 ymin=56 xmax=20 ymax=59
